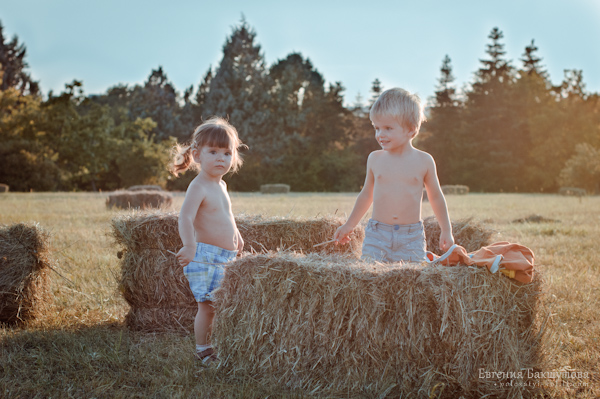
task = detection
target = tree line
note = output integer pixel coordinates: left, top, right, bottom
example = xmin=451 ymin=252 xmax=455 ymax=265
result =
xmin=1 ymin=20 xmax=598 ymax=193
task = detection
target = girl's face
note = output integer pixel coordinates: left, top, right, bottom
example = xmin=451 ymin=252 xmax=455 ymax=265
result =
xmin=193 ymin=145 xmax=235 ymax=177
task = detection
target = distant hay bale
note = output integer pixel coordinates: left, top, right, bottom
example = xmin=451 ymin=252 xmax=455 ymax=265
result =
xmin=0 ymin=223 xmax=52 ymax=324
xmin=512 ymin=214 xmax=560 ymax=224
xmin=212 ymin=252 xmax=545 ymax=398
xmin=260 ymin=184 xmax=290 ymax=194
xmin=424 ymin=216 xmax=495 ymax=255
xmin=559 ymin=187 xmax=586 ymax=197
xmin=127 ymin=185 xmax=164 ymax=192
xmin=106 ymin=190 xmax=173 ymax=210
xmin=111 ymin=212 xmax=362 ymax=332
xmin=0 ymin=184 xmax=9 ymax=193
xmin=441 ymin=184 xmax=469 ymax=195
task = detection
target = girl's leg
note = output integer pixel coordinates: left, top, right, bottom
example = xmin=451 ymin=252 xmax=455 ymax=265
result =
xmin=195 ymin=300 xmax=215 ymax=345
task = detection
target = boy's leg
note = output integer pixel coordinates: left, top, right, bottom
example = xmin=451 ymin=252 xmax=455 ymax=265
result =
xmin=194 ymin=300 xmax=215 ymax=345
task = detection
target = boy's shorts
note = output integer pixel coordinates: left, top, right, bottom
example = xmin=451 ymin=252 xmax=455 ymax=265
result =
xmin=361 ymin=219 xmax=427 ymax=263
xmin=182 ymin=242 xmax=238 ymax=302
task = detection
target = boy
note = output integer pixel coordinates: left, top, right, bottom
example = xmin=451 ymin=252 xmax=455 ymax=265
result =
xmin=334 ymin=88 xmax=454 ymax=262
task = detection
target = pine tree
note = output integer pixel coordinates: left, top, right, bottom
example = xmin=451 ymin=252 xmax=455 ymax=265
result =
xmin=201 ymin=18 xmax=273 ymax=190
xmin=369 ymin=78 xmax=383 ymax=106
xmin=0 ymin=20 xmax=39 ymax=95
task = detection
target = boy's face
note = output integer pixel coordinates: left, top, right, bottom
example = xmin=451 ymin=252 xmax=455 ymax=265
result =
xmin=371 ymin=114 xmax=414 ymax=152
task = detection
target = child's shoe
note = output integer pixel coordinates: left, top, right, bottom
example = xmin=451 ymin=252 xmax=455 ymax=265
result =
xmin=195 ymin=347 xmax=219 ymax=366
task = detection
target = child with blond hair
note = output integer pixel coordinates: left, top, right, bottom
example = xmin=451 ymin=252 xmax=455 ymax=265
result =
xmin=170 ymin=117 xmax=246 ymax=364
xmin=334 ymin=88 xmax=454 ymax=262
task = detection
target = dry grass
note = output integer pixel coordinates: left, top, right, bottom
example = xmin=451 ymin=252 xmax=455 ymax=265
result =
xmin=0 ymin=192 xmax=598 ymax=397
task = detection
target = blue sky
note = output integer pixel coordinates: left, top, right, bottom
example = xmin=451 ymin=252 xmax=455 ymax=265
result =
xmin=2 ymin=0 xmax=599 ymax=106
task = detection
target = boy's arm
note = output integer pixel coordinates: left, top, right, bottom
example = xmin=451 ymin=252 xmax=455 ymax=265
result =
xmin=334 ymin=153 xmax=376 ymax=244
xmin=177 ymin=181 xmax=204 ymax=266
xmin=423 ymin=154 xmax=454 ymax=251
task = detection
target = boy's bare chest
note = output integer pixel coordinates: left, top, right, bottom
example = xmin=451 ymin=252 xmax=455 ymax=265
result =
xmin=373 ymin=164 xmax=424 ymax=187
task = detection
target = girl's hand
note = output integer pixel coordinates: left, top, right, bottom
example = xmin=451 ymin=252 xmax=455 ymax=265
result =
xmin=236 ymin=231 xmax=244 ymax=254
xmin=334 ymin=224 xmax=353 ymax=245
xmin=439 ymin=230 xmax=455 ymax=252
xmin=176 ymin=245 xmax=196 ymax=267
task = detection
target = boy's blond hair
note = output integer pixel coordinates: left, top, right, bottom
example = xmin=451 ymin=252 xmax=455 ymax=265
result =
xmin=370 ymin=88 xmax=426 ymax=136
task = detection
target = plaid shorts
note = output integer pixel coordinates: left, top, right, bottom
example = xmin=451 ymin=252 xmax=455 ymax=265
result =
xmin=182 ymin=242 xmax=238 ymax=302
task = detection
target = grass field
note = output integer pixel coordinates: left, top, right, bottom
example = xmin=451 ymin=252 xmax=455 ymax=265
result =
xmin=1 ymin=192 xmax=599 ymax=398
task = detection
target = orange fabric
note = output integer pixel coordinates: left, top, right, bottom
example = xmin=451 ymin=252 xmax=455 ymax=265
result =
xmin=426 ymin=241 xmax=535 ymax=284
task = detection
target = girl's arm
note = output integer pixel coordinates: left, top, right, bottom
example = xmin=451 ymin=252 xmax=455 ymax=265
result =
xmin=176 ymin=181 xmax=204 ymax=266
xmin=423 ymin=155 xmax=454 ymax=251
xmin=334 ymin=153 xmax=376 ymax=244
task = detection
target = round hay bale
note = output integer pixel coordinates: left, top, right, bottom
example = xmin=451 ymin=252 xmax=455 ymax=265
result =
xmin=106 ymin=190 xmax=173 ymax=210
xmin=424 ymin=216 xmax=495 ymax=255
xmin=260 ymin=184 xmax=290 ymax=194
xmin=127 ymin=185 xmax=164 ymax=192
xmin=212 ymin=252 xmax=545 ymax=398
xmin=0 ymin=183 xmax=9 ymax=193
xmin=0 ymin=223 xmax=53 ymax=324
xmin=441 ymin=184 xmax=469 ymax=195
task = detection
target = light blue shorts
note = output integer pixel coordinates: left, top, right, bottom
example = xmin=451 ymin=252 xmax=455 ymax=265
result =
xmin=182 ymin=242 xmax=238 ymax=302
xmin=361 ymin=219 xmax=427 ymax=263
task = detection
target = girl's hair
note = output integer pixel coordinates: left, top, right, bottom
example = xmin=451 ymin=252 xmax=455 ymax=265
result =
xmin=170 ymin=117 xmax=247 ymax=176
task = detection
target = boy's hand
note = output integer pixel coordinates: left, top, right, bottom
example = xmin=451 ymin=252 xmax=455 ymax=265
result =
xmin=334 ymin=224 xmax=354 ymax=245
xmin=176 ymin=245 xmax=196 ymax=267
xmin=439 ymin=231 xmax=455 ymax=252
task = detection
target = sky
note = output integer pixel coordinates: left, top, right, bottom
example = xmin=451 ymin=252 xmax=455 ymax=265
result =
xmin=2 ymin=0 xmax=599 ymax=106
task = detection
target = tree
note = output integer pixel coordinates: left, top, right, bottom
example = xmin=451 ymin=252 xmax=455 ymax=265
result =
xmin=201 ymin=18 xmax=273 ymax=190
xmin=419 ymin=55 xmax=463 ymax=185
xmin=0 ymin=20 xmax=39 ymax=95
xmin=558 ymin=143 xmax=600 ymax=193
xmin=369 ymin=78 xmax=383 ymax=107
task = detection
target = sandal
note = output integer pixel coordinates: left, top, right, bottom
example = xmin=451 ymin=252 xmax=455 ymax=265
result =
xmin=195 ymin=347 xmax=219 ymax=366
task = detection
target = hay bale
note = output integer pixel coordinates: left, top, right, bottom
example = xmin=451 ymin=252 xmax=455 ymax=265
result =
xmin=111 ymin=212 xmax=362 ymax=332
xmin=212 ymin=252 xmax=545 ymax=398
xmin=237 ymin=214 xmax=363 ymax=257
xmin=559 ymin=187 xmax=586 ymax=197
xmin=0 ymin=223 xmax=52 ymax=324
xmin=0 ymin=183 xmax=9 ymax=193
xmin=441 ymin=184 xmax=469 ymax=195
xmin=260 ymin=184 xmax=290 ymax=194
xmin=424 ymin=216 xmax=495 ymax=255
xmin=127 ymin=185 xmax=164 ymax=191
xmin=512 ymin=214 xmax=560 ymax=224
xmin=106 ymin=190 xmax=173 ymax=210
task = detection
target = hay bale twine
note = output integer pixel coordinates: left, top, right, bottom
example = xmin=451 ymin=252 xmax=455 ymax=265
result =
xmin=0 ymin=184 xmax=9 ymax=193
xmin=127 ymin=185 xmax=164 ymax=191
xmin=0 ymin=223 xmax=53 ymax=324
xmin=111 ymin=212 xmax=361 ymax=332
xmin=212 ymin=252 xmax=545 ymax=398
xmin=441 ymin=184 xmax=469 ymax=195
xmin=424 ymin=216 xmax=495 ymax=255
xmin=106 ymin=190 xmax=173 ymax=210
xmin=260 ymin=184 xmax=290 ymax=194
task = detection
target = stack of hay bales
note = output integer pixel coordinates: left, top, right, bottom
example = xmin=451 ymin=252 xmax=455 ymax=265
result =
xmin=424 ymin=216 xmax=495 ymax=255
xmin=559 ymin=187 xmax=586 ymax=197
xmin=260 ymin=184 xmax=290 ymax=194
xmin=106 ymin=189 xmax=173 ymax=210
xmin=111 ymin=212 xmax=363 ymax=332
xmin=127 ymin=185 xmax=164 ymax=192
xmin=213 ymin=252 xmax=545 ymax=398
xmin=0 ymin=183 xmax=9 ymax=193
xmin=441 ymin=184 xmax=469 ymax=195
xmin=0 ymin=223 xmax=52 ymax=324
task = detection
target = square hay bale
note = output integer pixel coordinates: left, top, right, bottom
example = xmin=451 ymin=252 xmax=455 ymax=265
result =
xmin=212 ymin=252 xmax=545 ymax=398
xmin=0 ymin=183 xmax=9 ymax=193
xmin=559 ymin=187 xmax=586 ymax=197
xmin=260 ymin=184 xmax=290 ymax=194
xmin=424 ymin=216 xmax=495 ymax=255
xmin=127 ymin=185 xmax=164 ymax=191
xmin=110 ymin=212 xmax=363 ymax=332
xmin=441 ymin=184 xmax=469 ymax=195
xmin=0 ymin=223 xmax=53 ymax=324
xmin=106 ymin=190 xmax=173 ymax=210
